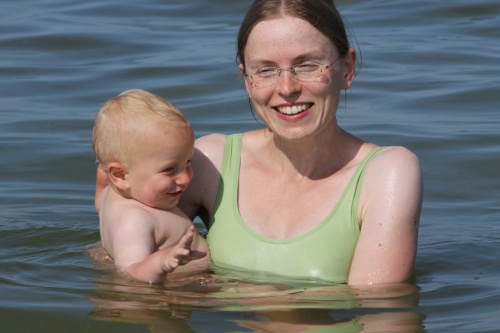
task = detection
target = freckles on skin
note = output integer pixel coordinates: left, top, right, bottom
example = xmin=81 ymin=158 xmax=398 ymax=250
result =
xmin=244 ymin=17 xmax=335 ymax=69
xmin=243 ymin=17 xmax=345 ymax=138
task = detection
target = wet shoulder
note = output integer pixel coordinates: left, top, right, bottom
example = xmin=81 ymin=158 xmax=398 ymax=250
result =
xmin=363 ymin=145 xmax=421 ymax=189
xmin=370 ymin=146 xmax=420 ymax=171
xmin=194 ymin=133 xmax=227 ymax=173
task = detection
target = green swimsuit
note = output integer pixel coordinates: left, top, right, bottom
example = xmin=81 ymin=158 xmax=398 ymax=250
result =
xmin=207 ymin=134 xmax=383 ymax=283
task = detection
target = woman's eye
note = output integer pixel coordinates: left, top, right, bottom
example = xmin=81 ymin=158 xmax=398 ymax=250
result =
xmin=256 ymin=68 xmax=277 ymax=77
xmin=295 ymin=63 xmax=319 ymax=73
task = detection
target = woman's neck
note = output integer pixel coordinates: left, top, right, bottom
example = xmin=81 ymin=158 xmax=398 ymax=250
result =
xmin=263 ymin=127 xmax=363 ymax=180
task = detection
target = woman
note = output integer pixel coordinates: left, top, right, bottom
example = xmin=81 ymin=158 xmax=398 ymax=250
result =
xmin=179 ymin=0 xmax=422 ymax=286
xmin=96 ymin=0 xmax=422 ymax=286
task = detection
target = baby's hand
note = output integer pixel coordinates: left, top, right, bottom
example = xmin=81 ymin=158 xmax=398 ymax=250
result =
xmin=161 ymin=226 xmax=207 ymax=272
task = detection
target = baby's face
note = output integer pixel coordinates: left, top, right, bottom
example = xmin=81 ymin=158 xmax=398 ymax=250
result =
xmin=125 ymin=124 xmax=194 ymax=210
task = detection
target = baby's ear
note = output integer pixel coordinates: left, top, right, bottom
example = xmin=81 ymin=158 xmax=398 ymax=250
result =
xmin=107 ymin=162 xmax=129 ymax=191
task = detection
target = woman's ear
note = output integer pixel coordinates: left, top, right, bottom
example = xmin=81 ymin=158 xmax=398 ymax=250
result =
xmin=106 ymin=162 xmax=129 ymax=191
xmin=342 ymin=48 xmax=357 ymax=90
xmin=239 ymin=63 xmax=252 ymax=98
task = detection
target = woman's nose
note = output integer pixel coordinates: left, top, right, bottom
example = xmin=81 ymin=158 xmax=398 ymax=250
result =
xmin=276 ymin=70 xmax=301 ymax=95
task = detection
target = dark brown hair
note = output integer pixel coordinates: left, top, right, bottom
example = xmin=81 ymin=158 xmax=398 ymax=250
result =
xmin=237 ymin=0 xmax=350 ymax=67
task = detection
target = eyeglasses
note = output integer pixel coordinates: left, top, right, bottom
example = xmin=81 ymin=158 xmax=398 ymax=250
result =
xmin=244 ymin=56 xmax=341 ymax=89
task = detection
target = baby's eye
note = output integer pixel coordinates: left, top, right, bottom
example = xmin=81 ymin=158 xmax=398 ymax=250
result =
xmin=162 ymin=166 xmax=176 ymax=174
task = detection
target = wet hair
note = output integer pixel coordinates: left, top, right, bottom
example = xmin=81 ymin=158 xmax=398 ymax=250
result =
xmin=237 ymin=0 xmax=351 ymax=68
xmin=92 ymin=89 xmax=189 ymax=166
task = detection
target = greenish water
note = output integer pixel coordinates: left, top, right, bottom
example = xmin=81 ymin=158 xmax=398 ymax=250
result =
xmin=1 ymin=0 xmax=499 ymax=332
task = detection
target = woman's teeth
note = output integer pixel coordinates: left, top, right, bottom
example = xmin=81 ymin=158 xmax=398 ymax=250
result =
xmin=276 ymin=104 xmax=310 ymax=115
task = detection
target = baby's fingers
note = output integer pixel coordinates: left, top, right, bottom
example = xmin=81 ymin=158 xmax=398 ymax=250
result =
xmin=166 ymin=247 xmax=190 ymax=269
xmin=178 ymin=226 xmax=195 ymax=249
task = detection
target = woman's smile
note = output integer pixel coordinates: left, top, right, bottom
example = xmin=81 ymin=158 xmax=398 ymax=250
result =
xmin=275 ymin=103 xmax=313 ymax=115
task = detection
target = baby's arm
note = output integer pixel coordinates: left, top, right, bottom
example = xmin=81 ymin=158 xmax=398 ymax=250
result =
xmin=123 ymin=226 xmax=207 ymax=283
xmin=110 ymin=210 xmax=207 ymax=283
xmin=130 ymin=226 xmax=207 ymax=281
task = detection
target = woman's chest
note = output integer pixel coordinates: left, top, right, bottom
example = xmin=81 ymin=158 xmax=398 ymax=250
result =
xmin=237 ymin=171 xmax=352 ymax=239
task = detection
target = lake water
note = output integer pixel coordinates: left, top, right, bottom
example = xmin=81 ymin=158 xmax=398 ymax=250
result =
xmin=1 ymin=0 xmax=499 ymax=332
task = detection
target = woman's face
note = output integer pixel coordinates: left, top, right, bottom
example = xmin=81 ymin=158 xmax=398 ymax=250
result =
xmin=241 ymin=16 xmax=355 ymax=142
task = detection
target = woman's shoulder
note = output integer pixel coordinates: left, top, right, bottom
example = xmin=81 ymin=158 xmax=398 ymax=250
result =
xmin=179 ymin=133 xmax=229 ymax=222
xmin=194 ymin=133 xmax=228 ymax=171
xmin=195 ymin=133 xmax=227 ymax=151
xmin=363 ymin=145 xmax=422 ymax=195
xmin=372 ymin=145 xmax=420 ymax=171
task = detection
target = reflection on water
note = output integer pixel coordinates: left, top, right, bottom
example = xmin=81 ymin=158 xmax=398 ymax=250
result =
xmin=88 ymin=254 xmax=424 ymax=332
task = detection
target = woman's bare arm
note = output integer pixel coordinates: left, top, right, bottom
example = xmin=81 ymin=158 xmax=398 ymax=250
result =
xmin=348 ymin=146 xmax=423 ymax=285
xmin=178 ymin=133 xmax=226 ymax=226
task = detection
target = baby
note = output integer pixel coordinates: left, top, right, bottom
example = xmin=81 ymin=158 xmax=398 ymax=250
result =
xmin=92 ymin=89 xmax=208 ymax=283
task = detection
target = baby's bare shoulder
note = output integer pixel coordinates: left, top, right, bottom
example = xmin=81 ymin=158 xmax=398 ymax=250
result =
xmin=153 ymin=206 xmax=196 ymax=248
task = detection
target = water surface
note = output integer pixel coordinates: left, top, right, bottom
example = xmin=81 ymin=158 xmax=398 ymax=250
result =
xmin=1 ymin=0 xmax=499 ymax=332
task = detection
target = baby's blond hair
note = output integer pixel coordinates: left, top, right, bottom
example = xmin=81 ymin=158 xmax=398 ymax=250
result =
xmin=92 ymin=89 xmax=189 ymax=166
